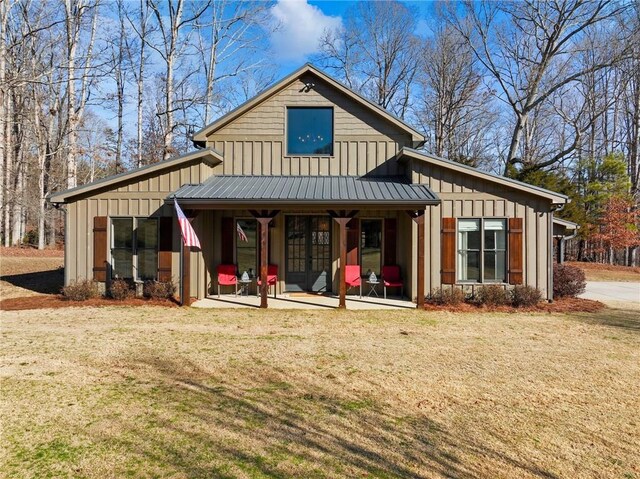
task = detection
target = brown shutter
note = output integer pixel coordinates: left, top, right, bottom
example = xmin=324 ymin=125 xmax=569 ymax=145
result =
xmin=221 ymin=217 xmax=234 ymax=264
xmin=158 ymin=216 xmax=173 ymax=281
xmin=441 ymin=217 xmax=456 ymax=285
xmin=384 ymin=218 xmax=397 ymax=266
xmin=508 ymin=218 xmax=523 ymax=285
xmin=93 ymin=216 xmax=108 ymax=281
xmin=346 ymin=218 xmax=359 ymax=265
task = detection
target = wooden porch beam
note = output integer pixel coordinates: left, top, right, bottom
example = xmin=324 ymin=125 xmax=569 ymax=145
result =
xmin=330 ymin=210 xmax=359 ymax=309
xmin=250 ymin=210 xmax=280 ymax=309
xmin=406 ymin=210 xmax=426 ymax=309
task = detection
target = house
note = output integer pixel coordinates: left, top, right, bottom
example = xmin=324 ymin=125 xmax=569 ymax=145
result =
xmin=48 ymin=64 xmax=569 ymax=308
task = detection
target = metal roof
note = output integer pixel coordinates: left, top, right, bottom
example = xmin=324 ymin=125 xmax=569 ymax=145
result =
xmin=172 ymin=175 xmax=439 ymax=207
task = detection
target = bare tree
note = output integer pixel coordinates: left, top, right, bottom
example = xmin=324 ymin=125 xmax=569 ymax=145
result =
xmin=146 ymin=0 xmax=209 ymax=160
xmin=449 ymin=0 xmax=631 ymax=175
xmin=318 ymin=0 xmax=421 ymax=119
xmin=63 ymin=0 xmax=99 ymax=188
xmin=416 ymin=21 xmax=495 ymax=165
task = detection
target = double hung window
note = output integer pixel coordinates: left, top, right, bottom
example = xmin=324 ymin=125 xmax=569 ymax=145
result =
xmin=457 ymin=219 xmax=506 ymax=282
xmin=110 ymin=218 xmax=158 ymax=280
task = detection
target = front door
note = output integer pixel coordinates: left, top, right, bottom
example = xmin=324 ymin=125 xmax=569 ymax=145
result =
xmin=285 ymin=215 xmax=332 ymax=292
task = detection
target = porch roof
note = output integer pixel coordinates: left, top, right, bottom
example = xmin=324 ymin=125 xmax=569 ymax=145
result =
xmin=171 ymin=175 xmax=439 ymax=208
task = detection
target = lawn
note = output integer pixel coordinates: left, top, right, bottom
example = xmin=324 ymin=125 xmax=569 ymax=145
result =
xmin=567 ymin=261 xmax=640 ymax=282
xmin=1 ymin=305 xmax=639 ymax=479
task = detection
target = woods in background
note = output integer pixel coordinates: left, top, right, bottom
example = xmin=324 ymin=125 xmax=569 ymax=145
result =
xmin=1 ymin=0 xmax=639 ymax=265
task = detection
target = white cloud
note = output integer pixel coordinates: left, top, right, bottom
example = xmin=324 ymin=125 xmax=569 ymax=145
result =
xmin=269 ymin=0 xmax=342 ymax=62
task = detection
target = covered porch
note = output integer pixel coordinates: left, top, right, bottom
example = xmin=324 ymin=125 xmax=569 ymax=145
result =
xmin=173 ymin=175 xmax=440 ymax=309
xmin=192 ymin=293 xmax=416 ymax=310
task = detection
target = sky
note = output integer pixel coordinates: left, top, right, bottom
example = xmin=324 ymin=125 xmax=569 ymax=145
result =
xmin=94 ymin=0 xmax=435 ymax=132
xmin=270 ymin=0 xmax=433 ymax=73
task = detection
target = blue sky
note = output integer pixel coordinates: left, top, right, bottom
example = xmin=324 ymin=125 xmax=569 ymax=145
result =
xmin=270 ymin=0 xmax=434 ymax=74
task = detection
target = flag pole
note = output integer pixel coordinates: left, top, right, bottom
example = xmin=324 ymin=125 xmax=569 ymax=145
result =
xmin=171 ymin=194 xmax=185 ymax=306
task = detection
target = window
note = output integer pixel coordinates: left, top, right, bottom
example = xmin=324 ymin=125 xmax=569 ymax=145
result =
xmin=136 ymin=218 xmax=159 ymax=280
xmin=112 ymin=218 xmax=133 ymax=279
xmin=287 ymin=107 xmax=333 ymax=155
xmin=236 ymin=219 xmax=257 ymax=277
xmin=361 ymin=219 xmax=382 ymax=276
xmin=457 ymin=218 xmax=506 ymax=282
xmin=111 ymin=217 xmax=158 ymax=280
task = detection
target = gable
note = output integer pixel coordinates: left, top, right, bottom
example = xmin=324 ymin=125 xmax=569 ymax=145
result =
xmin=192 ymin=64 xmax=425 ymax=145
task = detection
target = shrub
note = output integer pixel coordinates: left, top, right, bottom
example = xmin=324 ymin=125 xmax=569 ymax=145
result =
xmin=109 ymin=279 xmax=134 ymax=300
xmin=511 ymin=285 xmax=543 ymax=308
xmin=475 ymin=284 xmax=511 ymax=306
xmin=553 ymin=263 xmax=586 ymax=298
xmin=428 ymin=287 xmax=465 ymax=305
xmin=143 ymin=280 xmax=176 ymax=300
xmin=62 ymin=279 xmax=100 ymax=301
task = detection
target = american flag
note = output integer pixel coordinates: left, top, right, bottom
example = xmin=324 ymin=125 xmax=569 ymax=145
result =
xmin=174 ymin=199 xmax=201 ymax=249
xmin=236 ymin=222 xmax=248 ymax=242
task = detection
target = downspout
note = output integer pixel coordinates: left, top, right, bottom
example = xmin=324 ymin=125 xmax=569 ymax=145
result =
xmin=548 ymin=203 xmax=566 ymax=302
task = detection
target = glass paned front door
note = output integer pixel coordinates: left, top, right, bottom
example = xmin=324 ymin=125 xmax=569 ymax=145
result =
xmin=285 ymin=215 xmax=332 ymax=292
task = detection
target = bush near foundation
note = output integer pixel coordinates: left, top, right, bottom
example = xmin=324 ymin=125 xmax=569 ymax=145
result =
xmin=511 ymin=285 xmax=543 ymax=307
xmin=109 ymin=279 xmax=134 ymax=300
xmin=62 ymin=280 xmax=101 ymax=301
xmin=428 ymin=287 xmax=465 ymax=305
xmin=475 ymin=284 xmax=511 ymax=306
xmin=553 ymin=264 xmax=586 ymax=298
xmin=143 ymin=280 xmax=176 ymax=300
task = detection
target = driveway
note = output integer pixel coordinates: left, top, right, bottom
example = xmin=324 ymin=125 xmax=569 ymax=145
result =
xmin=581 ymin=281 xmax=640 ymax=304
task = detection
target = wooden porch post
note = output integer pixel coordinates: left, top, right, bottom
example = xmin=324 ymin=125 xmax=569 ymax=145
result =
xmin=329 ymin=210 xmax=358 ymax=309
xmin=250 ymin=210 xmax=280 ymax=309
xmin=407 ymin=210 xmax=426 ymax=309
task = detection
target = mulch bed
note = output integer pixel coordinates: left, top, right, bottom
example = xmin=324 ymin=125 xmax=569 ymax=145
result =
xmin=424 ymin=297 xmax=604 ymax=313
xmin=0 ymin=246 xmax=64 ymax=257
xmin=1 ymin=295 xmax=179 ymax=311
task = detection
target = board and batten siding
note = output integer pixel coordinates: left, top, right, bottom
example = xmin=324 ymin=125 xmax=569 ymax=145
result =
xmin=205 ymin=73 xmax=412 ymax=177
xmin=64 ymin=161 xmax=215 ymax=298
xmin=408 ymin=159 xmax=553 ymax=299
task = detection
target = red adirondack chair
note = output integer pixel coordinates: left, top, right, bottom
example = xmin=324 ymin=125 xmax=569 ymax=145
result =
xmin=345 ymin=264 xmax=362 ymax=298
xmin=217 ymin=264 xmax=238 ymax=297
xmin=382 ymin=265 xmax=403 ymax=299
xmin=257 ymin=265 xmax=278 ymax=298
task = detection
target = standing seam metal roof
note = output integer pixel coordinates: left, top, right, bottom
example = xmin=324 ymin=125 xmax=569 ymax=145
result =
xmin=172 ymin=175 xmax=439 ymax=204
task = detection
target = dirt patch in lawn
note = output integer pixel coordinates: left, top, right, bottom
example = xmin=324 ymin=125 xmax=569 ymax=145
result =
xmin=0 ymin=246 xmax=64 ymax=257
xmin=567 ymin=261 xmax=640 ymax=282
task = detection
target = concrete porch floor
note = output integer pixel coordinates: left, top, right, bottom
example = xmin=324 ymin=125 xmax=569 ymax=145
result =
xmin=192 ymin=293 xmax=416 ymax=310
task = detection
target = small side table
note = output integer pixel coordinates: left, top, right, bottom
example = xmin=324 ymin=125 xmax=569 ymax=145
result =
xmin=238 ymin=279 xmax=252 ymax=296
xmin=366 ymin=280 xmax=380 ymax=297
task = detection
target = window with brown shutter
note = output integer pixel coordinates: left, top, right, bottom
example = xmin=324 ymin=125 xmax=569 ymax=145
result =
xmin=93 ymin=216 xmax=108 ymax=281
xmin=346 ymin=218 xmax=359 ymax=265
xmin=158 ymin=217 xmax=173 ymax=281
xmin=441 ymin=217 xmax=456 ymax=284
xmin=508 ymin=218 xmax=523 ymax=284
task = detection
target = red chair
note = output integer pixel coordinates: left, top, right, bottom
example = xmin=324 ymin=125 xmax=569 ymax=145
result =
xmin=345 ymin=264 xmax=362 ymax=298
xmin=382 ymin=265 xmax=403 ymax=299
xmin=257 ymin=265 xmax=278 ymax=298
xmin=217 ymin=264 xmax=238 ymax=297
